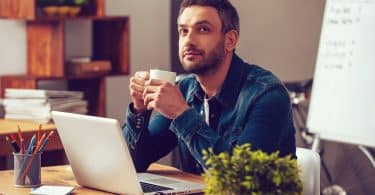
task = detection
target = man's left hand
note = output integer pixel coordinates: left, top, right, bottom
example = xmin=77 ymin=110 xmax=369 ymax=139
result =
xmin=143 ymin=79 xmax=189 ymax=119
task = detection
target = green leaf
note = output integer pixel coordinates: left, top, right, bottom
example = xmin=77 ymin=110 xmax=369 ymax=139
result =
xmin=73 ymin=0 xmax=88 ymax=6
xmin=202 ymin=144 xmax=303 ymax=195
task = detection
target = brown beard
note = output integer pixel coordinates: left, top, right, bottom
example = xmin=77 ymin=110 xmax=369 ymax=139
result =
xmin=181 ymin=38 xmax=225 ymax=75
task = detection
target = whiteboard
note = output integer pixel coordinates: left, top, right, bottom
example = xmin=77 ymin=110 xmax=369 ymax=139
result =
xmin=307 ymin=0 xmax=375 ymax=148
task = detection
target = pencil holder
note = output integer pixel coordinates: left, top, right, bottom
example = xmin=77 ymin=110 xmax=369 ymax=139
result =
xmin=13 ymin=152 xmax=42 ymax=187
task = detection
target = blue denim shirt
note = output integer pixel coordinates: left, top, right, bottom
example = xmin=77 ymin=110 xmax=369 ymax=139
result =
xmin=123 ymin=54 xmax=296 ymax=174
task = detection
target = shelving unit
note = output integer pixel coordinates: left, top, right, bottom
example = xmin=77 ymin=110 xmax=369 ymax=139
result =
xmin=0 ymin=0 xmax=129 ymax=116
xmin=0 ymin=0 xmax=104 ymax=20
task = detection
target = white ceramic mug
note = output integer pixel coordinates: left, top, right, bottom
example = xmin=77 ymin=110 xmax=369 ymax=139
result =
xmin=149 ymin=69 xmax=176 ymax=85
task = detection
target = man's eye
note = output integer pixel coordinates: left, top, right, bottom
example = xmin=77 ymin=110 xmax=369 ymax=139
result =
xmin=199 ymin=27 xmax=210 ymax=32
xmin=179 ymin=29 xmax=188 ymax=35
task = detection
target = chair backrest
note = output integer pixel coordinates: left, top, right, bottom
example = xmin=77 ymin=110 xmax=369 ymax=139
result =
xmin=296 ymin=147 xmax=320 ymax=195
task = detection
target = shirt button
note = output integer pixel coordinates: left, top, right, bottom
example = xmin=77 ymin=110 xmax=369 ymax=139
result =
xmin=136 ymin=125 xmax=141 ymax=129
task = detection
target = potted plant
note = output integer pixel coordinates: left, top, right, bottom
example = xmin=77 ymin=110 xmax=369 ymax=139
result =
xmin=37 ymin=0 xmax=88 ymax=7
xmin=202 ymin=144 xmax=303 ymax=195
xmin=64 ymin=0 xmax=88 ymax=17
xmin=37 ymin=0 xmax=88 ymax=17
xmin=66 ymin=0 xmax=88 ymax=6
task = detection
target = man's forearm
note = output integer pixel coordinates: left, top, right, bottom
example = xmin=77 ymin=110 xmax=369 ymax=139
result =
xmin=123 ymin=103 xmax=153 ymax=171
xmin=123 ymin=103 xmax=179 ymax=172
xmin=170 ymin=108 xmax=229 ymax=168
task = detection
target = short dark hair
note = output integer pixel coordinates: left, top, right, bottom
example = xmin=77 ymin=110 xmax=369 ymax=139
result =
xmin=178 ymin=0 xmax=240 ymax=34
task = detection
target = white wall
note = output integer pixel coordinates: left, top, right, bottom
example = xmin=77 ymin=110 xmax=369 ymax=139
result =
xmin=232 ymin=0 xmax=325 ymax=81
xmin=105 ymin=0 xmax=171 ymax=122
xmin=0 ymin=20 xmax=26 ymax=75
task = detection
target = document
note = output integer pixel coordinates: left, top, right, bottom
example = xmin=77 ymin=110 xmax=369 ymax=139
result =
xmin=30 ymin=185 xmax=74 ymax=195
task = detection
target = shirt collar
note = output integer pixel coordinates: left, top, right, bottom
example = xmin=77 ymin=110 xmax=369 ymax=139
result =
xmin=215 ymin=54 xmax=245 ymax=107
xmin=187 ymin=54 xmax=246 ymax=108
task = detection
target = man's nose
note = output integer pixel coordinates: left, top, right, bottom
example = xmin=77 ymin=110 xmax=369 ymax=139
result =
xmin=183 ymin=31 xmax=196 ymax=47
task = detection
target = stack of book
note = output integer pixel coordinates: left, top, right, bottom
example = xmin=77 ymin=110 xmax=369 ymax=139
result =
xmin=3 ymin=89 xmax=88 ymax=123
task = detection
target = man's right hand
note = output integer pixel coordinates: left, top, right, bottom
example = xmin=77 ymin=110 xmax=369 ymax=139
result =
xmin=129 ymin=71 xmax=150 ymax=113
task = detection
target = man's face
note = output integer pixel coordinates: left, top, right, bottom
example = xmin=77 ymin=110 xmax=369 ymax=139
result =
xmin=178 ymin=6 xmax=225 ymax=75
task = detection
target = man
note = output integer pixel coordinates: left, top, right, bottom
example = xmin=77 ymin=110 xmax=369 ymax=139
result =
xmin=123 ymin=0 xmax=296 ymax=174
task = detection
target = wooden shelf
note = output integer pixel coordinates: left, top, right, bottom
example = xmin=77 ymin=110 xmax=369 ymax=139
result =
xmin=26 ymin=16 xmax=129 ymax=77
xmin=0 ymin=0 xmax=129 ymax=116
xmin=0 ymin=0 xmax=104 ymax=20
xmin=32 ymin=15 xmax=130 ymax=22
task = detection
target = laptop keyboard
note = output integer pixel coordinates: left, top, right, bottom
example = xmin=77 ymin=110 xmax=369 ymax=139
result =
xmin=140 ymin=182 xmax=173 ymax=193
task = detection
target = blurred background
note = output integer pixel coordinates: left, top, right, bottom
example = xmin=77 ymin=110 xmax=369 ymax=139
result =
xmin=0 ymin=1 xmax=374 ymax=194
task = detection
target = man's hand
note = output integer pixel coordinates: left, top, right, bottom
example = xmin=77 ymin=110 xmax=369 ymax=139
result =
xmin=129 ymin=71 xmax=149 ymax=113
xmin=143 ymin=79 xmax=189 ymax=119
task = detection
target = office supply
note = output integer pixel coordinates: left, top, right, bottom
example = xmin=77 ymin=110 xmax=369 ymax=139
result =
xmin=37 ymin=124 xmax=41 ymax=144
xmin=30 ymin=185 xmax=74 ymax=195
xmin=17 ymin=151 xmax=41 ymax=184
xmin=0 ymin=164 xmax=203 ymax=195
xmin=3 ymin=89 xmax=88 ymax=123
xmin=17 ymin=131 xmax=54 ymax=184
xmin=5 ymin=136 xmax=17 ymax=152
xmin=18 ymin=134 xmax=38 ymax=184
xmin=14 ymin=152 xmax=41 ymax=187
xmin=51 ymin=111 xmax=205 ymax=195
xmin=305 ymin=3 xmax=375 ymax=193
xmin=0 ymin=120 xmax=57 ymax=155
xmin=26 ymin=134 xmax=36 ymax=155
xmin=5 ymin=89 xmax=84 ymax=99
xmin=10 ymin=134 xmax=20 ymax=150
xmin=38 ymin=131 xmax=54 ymax=153
xmin=0 ymin=120 xmax=60 ymax=170
xmin=17 ymin=154 xmax=40 ymax=184
xmin=18 ymin=125 xmax=25 ymax=154
xmin=307 ymin=0 xmax=375 ymax=148
xmin=34 ymin=133 xmax=47 ymax=154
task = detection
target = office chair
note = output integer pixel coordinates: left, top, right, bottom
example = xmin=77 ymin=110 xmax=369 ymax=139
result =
xmin=296 ymin=147 xmax=321 ymax=195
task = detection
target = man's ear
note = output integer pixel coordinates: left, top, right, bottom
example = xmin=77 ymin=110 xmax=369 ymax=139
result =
xmin=224 ymin=30 xmax=239 ymax=53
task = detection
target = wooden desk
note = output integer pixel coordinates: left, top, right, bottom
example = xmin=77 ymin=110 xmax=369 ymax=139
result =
xmin=0 ymin=119 xmax=59 ymax=155
xmin=0 ymin=164 xmax=204 ymax=195
xmin=0 ymin=119 xmax=65 ymax=169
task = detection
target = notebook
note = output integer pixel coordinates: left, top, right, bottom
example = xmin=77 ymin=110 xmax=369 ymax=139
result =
xmin=51 ymin=111 xmax=204 ymax=195
xmin=30 ymin=185 xmax=74 ymax=195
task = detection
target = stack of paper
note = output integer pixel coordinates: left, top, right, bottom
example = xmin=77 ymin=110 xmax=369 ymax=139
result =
xmin=3 ymin=89 xmax=88 ymax=123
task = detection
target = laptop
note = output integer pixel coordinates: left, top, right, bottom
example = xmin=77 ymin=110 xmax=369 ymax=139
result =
xmin=51 ymin=111 xmax=205 ymax=195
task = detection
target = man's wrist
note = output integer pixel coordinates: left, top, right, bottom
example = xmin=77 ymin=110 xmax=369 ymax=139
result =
xmin=174 ymin=104 xmax=190 ymax=119
xmin=127 ymin=103 xmax=152 ymax=132
xmin=130 ymin=103 xmax=147 ymax=114
xmin=134 ymin=107 xmax=147 ymax=114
